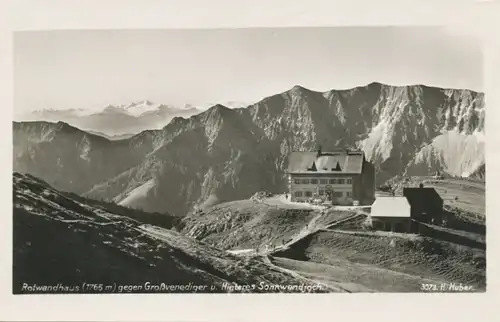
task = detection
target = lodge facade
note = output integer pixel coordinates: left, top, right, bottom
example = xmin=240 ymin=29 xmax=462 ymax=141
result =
xmin=286 ymin=148 xmax=376 ymax=205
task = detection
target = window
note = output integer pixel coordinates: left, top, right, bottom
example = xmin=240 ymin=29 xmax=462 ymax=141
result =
xmin=320 ymin=179 xmax=328 ymax=184
xmin=334 ymin=191 xmax=343 ymax=198
xmin=294 ymin=179 xmax=301 ymax=184
xmin=329 ymin=178 xmax=337 ymax=184
xmin=346 ymin=178 xmax=352 ymax=185
xmin=338 ymin=179 xmax=345 ymax=184
xmin=346 ymin=191 xmax=352 ymax=197
xmin=301 ymin=179 xmax=310 ymax=184
xmin=294 ymin=191 xmax=303 ymax=197
xmin=305 ymin=191 xmax=313 ymax=197
xmin=319 ymin=190 xmax=325 ymax=196
xmin=310 ymin=179 xmax=318 ymax=184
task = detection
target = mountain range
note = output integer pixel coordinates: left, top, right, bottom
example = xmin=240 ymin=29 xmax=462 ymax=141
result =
xmin=15 ymin=101 xmax=202 ymax=136
xmin=13 ymin=82 xmax=485 ymax=216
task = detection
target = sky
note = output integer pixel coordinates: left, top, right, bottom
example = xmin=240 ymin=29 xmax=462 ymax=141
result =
xmin=13 ymin=26 xmax=483 ymax=114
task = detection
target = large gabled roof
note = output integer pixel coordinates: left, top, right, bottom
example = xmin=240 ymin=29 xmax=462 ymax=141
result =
xmin=287 ymin=150 xmax=365 ymax=174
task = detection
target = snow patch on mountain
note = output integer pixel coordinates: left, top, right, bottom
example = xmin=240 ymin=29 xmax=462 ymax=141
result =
xmin=122 ymin=100 xmax=159 ymax=117
xmin=79 ymin=136 xmax=91 ymax=162
xmin=118 ymin=179 xmax=156 ymax=208
xmin=405 ymin=130 xmax=485 ymax=177
xmin=359 ymin=119 xmax=393 ymax=162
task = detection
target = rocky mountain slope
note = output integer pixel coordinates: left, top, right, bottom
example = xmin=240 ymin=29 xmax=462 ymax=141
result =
xmin=13 ymin=121 xmax=154 ymax=194
xmin=13 ymin=83 xmax=485 ymax=216
xmin=13 ymin=172 xmax=330 ymax=294
xmin=469 ymin=164 xmax=486 ymax=181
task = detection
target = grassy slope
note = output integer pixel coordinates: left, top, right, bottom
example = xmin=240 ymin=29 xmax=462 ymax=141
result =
xmin=272 ymin=229 xmax=485 ymax=291
xmin=181 ymin=200 xmax=317 ymax=250
xmin=13 ymin=173 xmax=331 ymax=293
xmin=424 ymin=179 xmax=485 ymax=217
xmin=269 ymin=256 xmax=436 ymax=292
xmin=389 ymin=177 xmax=485 ymax=218
xmin=181 ymin=182 xmax=486 ymax=292
xmin=16 ymin=172 xmax=485 ymax=293
xmin=181 ymin=198 xmax=358 ymax=251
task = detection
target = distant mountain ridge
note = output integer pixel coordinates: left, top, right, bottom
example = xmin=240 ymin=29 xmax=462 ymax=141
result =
xmin=16 ymin=100 xmax=253 ymax=137
xmin=15 ymin=101 xmax=202 ymax=136
xmin=13 ymin=82 xmax=485 ymax=216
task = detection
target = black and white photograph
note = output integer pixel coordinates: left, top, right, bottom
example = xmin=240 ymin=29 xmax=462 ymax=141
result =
xmin=12 ymin=25 xmax=486 ymax=294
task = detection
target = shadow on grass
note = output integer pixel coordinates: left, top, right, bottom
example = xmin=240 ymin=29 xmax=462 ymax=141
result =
xmin=272 ymin=233 xmax=316 ymax=262
xmin=442 ymin=209 xmax=485 ymax=235
xmin=416 ymin=222 xmax=485 ymax=251
xmin=66 ymin=191 xmax=182 ymax=230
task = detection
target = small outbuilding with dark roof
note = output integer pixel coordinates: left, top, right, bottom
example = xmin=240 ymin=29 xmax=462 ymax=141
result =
xmin=403 ymin=184 xmax=444 ymax=224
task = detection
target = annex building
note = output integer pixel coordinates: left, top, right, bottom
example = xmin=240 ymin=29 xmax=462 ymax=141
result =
xmin=370 ymin=184 xmax=444 ymax=233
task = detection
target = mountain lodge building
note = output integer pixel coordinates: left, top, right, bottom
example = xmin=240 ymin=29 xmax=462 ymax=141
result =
xmin=286 ymin=148 xmax=376 ymax=205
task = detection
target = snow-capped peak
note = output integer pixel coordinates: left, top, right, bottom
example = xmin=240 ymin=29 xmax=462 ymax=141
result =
xmin=122 ymin=100 xmax=161 ymax=117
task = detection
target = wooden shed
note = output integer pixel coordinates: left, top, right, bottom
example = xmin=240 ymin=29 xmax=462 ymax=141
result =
xmin=403 ymin=185 xmax=444 ymax=224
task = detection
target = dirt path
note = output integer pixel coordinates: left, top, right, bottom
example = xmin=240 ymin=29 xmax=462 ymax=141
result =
xmin=260 ymin=255 xmax=347 ymax=293
xmin=324 ymin=212 xmax=365 ymax=229
xmin=323 ymin=229 xmax=421 ymax=241
xmin=262 ymin=194 xmax=328 ymax=210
